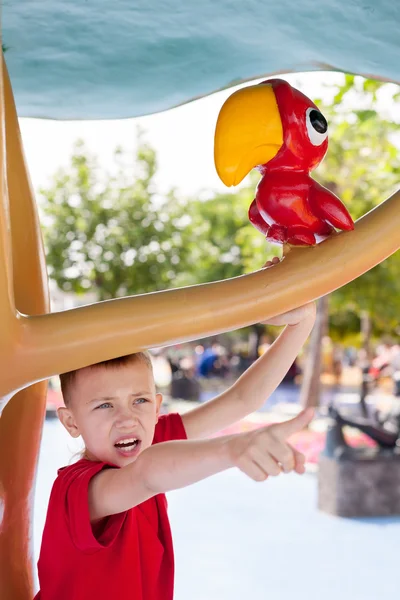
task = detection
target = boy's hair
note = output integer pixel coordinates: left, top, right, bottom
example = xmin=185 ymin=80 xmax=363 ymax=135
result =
xmin=60 ymin=352 xmax=153 ymax=407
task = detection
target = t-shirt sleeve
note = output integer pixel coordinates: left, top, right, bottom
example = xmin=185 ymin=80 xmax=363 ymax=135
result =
xmin=57 ymin=460 xmax=127 ymax=553
xmin=153 ymin=412 xmax=187 ymax=444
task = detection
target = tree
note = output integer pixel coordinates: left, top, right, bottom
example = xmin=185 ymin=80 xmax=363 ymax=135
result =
xmin=180 ymin=176 xmax=279 ymax=286
xmin=41 ymin=137 xmax=193 ymax=301
xmin=300 ymin=75 xmax=400 ymax=407
xmin=316 ymin=75 xmax=400 ymax=343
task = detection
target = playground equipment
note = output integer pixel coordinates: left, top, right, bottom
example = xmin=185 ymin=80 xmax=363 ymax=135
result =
xmin=214 ymin=79 xmax=354 ymax=247
xmin=1 ymin=1 xmax=400 ymax=597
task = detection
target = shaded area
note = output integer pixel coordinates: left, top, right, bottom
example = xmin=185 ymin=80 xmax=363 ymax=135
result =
xmin=3 ymin=1 xmax=400 ymax=119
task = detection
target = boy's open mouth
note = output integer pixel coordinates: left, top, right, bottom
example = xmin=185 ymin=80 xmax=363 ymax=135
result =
xmin=114 ymin=438 xmax=141 ymax=455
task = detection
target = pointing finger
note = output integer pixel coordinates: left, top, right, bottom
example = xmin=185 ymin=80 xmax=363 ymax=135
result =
xmin=271 ymin=408 xmax=314 ymax=440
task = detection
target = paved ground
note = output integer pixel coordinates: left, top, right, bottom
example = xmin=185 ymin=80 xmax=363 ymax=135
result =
xmin=169 ymin=470 xmax=400 ymax=600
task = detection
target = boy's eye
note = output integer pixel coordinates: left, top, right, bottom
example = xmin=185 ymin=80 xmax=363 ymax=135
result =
xmin=134 ymin=398 xmax=148 ymax=405
xmin=95 ymin=402 xmax=112 ymax=410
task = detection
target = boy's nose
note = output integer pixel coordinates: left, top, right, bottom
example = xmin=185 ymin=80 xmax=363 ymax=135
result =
xmin=114 ymin=410 xmax=137 ymax=428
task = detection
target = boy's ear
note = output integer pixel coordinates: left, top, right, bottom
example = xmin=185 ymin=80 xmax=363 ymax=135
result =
xmin=57 ymin=407 xmax=81 ymax=438
xmin=155 ymin=393 xmax=163 ymax=422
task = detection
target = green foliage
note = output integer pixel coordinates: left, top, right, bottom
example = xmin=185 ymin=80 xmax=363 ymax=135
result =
xmin=180 ymin=175 xmax=279 ymax=287
xmin=42 ymin=142 xmax=278 ymax=301
xmin=41 ymin=137 xmax=191 ymax=300
xmin=313 ymin=74 xmax=400 ymax=340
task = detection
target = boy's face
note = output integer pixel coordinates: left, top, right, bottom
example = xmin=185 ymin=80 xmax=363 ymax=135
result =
xmin=58 ymin=361 xmax=162 ymax=467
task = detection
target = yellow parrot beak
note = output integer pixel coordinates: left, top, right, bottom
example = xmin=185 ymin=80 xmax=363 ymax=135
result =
xmin=214 ymin=84 xmax=283 ymax=187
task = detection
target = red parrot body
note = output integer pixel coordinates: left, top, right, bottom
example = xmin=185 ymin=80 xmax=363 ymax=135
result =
xmin=248 ymin=79 xmax=354 ymax=246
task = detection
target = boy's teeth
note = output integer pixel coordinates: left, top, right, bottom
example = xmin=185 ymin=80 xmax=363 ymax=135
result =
xmin=115 ymin=438 xmax=138 ymax=448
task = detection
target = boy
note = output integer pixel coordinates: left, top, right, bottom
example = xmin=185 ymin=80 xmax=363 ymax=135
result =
xmin=35 ymin=299 xmax=316 ymax=600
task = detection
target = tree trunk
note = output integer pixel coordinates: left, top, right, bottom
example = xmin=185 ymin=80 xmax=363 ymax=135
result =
xmin=359 ymin=310 xmax=372 ymax=417
xmin=360 ymin=310 xmax=372 ymax=359
xmin=248 ymin=324 xmax=265 ymax=361
xmin=299 ymin=295 xmax=329 ymax=408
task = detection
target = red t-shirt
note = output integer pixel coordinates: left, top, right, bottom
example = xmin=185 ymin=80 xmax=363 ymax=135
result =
xmin=35 ymin=413 xmax=187 ymax=600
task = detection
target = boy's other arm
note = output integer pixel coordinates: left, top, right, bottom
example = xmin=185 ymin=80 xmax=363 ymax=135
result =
xmin=88 ymin=409 xmax=313 ymax=522
xmin=182 ymin=303 xmax=316 ymax=440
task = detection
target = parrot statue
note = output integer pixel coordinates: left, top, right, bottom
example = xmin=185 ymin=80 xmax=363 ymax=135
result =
xmin=214 ymin=78 xmax=354 ymax=247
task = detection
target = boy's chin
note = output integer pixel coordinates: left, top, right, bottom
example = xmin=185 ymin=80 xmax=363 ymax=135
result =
xmin=117 ymin=454 xmax=139 ymax=466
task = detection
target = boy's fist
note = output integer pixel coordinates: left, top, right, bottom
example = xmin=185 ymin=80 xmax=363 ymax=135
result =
xmin=227 ymin=408 xmax=314 ymax=482
xmin=261 ymin=302 xmax=316 ymax=327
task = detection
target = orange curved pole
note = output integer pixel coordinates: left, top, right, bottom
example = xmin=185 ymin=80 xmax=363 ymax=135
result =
xmin=0 ymin=57 xmax=49 ymax=599
xmin=1 ymin=188 xmax=400 ymax=401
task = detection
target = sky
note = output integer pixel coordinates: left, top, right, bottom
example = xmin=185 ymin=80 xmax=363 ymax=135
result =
xmin=19 ymin=72 xmax=346 ymax=199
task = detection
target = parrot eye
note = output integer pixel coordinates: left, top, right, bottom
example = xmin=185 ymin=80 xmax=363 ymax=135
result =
xmin=305 ymin=108 xmax=328 ymax=146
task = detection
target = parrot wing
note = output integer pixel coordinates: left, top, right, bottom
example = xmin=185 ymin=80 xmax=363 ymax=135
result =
xmin=249 ymin=199 xmax=269 ymax=235
xmin=309 ymin=181 xmax=354 ymax=231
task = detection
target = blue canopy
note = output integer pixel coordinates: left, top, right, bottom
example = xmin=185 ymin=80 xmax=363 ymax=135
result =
xmin=3 ymin=0 xmax=400 ymax=120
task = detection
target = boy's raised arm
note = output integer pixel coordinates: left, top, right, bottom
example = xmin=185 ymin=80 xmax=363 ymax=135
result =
xmin=181 ymin=302 xmax=316 ymax=440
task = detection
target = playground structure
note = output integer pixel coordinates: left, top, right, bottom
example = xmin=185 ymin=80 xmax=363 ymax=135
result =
xmin=1 ymin=1 xmax=400 ymax=597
